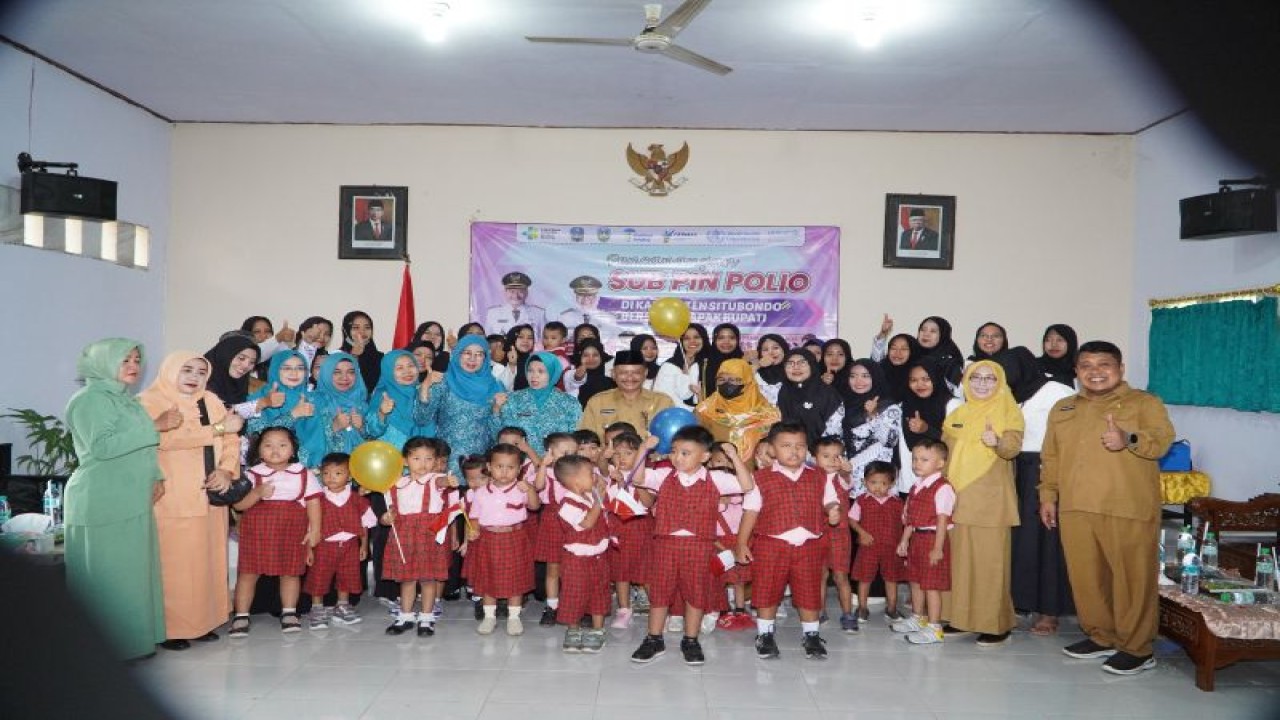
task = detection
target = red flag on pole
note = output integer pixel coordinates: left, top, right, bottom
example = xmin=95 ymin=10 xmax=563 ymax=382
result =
xmin=392 ymin=260 xmax=415 ymax=349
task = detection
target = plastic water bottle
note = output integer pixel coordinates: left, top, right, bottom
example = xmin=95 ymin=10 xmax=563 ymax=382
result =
xmin=1201 ymin=532 xmax=1218 ymax=573
xmin=43 ymin=481 xmax=63 ymax=528
xmin=1177 ymin=525 xmax=1195 ymax=557
xmin=0 ymin=495 xmax=10 ymax=527
xmin=1257 ymin=548 xmax=1276 ymax=590
xmin=1181 ymin=552 xmax=1202 ymax=595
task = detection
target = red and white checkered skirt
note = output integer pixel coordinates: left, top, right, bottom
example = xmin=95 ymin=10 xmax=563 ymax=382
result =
xmin=646 ymin=536 xmax=717 ymax=612
xmin=608 ymin=515 xmax=653 ymax=583
xmin=304 ymin=537 xmax=364 ymax=596
xmin=851 ymin=534 xmax=907 ymax=583
xmin=383 ymin=512 xmax=451 ymax=582
xmin=556 ymin=551 xmax=612 ymax=623
xmin=472 ymin=524 xmax=535 ymax=599
xmin=749 ymin=535 xmax=827 ymax=611
xmin=534 ymin=505 xmax=567 ymax=563
xmin=907 ymin=530 xmax=950 ymax=590
xmin=827 ymin=525 xmax=853 ymax=574
xmin=238 ymin=499 xmax=310 ymax=576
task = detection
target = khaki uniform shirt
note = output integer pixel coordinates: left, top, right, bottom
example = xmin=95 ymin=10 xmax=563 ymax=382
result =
xmin=579 ymin=389 xmax=673 ymax=438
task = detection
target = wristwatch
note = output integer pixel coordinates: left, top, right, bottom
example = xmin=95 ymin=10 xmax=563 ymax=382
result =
xmin=212 ymin=422 xmax=226 ymax=436
xmin=1127 ymin=432 xmax=1139 ymax=447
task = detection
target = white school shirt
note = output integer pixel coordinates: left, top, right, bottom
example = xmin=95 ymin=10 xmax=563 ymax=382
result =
xmin=741 ymin=462 xmax=838 ymax=547
xmin=388 ymin=473 xmax=450 ymax=515
xmin=249 ymin=463 xmax=322 ymax=506
xmin=558 ymin=490 xmax=610 ymax=556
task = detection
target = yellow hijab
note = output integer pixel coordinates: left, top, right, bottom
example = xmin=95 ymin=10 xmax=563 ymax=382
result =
xmin=695 ymin=358 xmax=779 ymax=459
xmin=941 ymin=360 xmax=1024 ymax=492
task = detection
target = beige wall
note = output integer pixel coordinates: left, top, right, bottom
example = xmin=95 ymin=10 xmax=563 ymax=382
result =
xmin=168 ymin=124 xmax=1134 ymax=355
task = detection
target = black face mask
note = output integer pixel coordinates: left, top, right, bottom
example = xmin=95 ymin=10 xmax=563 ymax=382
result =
xmin=717 ymin=382 xmax=744 ymax=399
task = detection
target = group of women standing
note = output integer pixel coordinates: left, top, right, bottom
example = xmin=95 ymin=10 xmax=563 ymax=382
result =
xmin=61 ymin=309 xmax=1082 ymax=659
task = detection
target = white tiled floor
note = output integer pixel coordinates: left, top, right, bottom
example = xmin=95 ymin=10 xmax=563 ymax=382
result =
xmin=130 ymin=593 xmax=1279 ymax=720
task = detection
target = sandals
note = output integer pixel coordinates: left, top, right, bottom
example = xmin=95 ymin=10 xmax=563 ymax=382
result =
xmin=281 ymin=611 xmax=302 ymax=633
xmin=228 ymin=615 xmax=251 ymax=638
xmin=1030 ymin=615 xmax=1059 ymax=636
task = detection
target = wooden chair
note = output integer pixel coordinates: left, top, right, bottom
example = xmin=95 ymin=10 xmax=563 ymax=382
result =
xmin=1187 ymin=493 xmax=1280 ymax=579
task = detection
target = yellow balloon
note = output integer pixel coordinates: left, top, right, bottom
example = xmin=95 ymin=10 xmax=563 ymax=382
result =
xmin=349 ymin=440 xmax=404 ymax=493
xmin=648 ymin=297 xmax=692 ymax=338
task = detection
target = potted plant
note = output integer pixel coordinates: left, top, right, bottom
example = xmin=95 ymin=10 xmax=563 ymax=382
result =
xmin=1 ymin=408 xmax=78 ymax=515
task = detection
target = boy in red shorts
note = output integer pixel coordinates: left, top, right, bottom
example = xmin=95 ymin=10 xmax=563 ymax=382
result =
xmin=892 ymin=440 xmax=955 ymax=645
xmin=737 ymin=421 xmax=843 ymax=660
xmin=849 ymin=461 xmax=906 ymax=624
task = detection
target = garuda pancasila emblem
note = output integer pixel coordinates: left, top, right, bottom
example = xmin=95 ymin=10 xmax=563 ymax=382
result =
xmin=626 ymin=142 xmax=689 ymax=197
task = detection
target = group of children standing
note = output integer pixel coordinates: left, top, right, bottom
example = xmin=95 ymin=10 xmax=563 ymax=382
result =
xmin=224 ymin=412 xmax=962 ymax=664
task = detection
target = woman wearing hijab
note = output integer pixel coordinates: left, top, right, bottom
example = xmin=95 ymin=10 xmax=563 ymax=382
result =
xmin=246 ymin=350 xmax=316 ymax=448
xmin=629 ymin=333 xmax=661 ymax=389
xmin=496 ymin=323 xmax=537 ymax=391
xmin=820 ymin=338 xmax=853 ymax=386
xmin=941 ymin=360 xmax=1025 ymax=646
xmin=838 ymin=359 xmax=903 ymax=491
xmin=63 ymin=339 xmax=166 ymax=659
xmin=493 ymin=352 xmax=583 ymax=456
xmin=306 ymin=352 xmax=371 ymax=460
xmin=413 ymin=320 xmax=452 ymax=372
xmin=1037 ymin=323 xmax=1078 ymax=387
xmin=775 ymin=348 xmax=844 ymax=445
xmin=916 ymin=316 xmax=965 ymax=389
xmin=968 ymin=322 xmax=1010 ymax=363
xmin=366 ymin=349 xmax=437 ymax=450
xmin=204 ymin=333 xmax=261 ymax=418
xmin=704 ymin=323 xmax=745 ymax=397
xmin=654 ymin=323 xmax=711 ymax=407
xmin=565 ymin=338 xmax=615 ymax=408
xmin=695 ymin=358 xmax=781 ymax=461
xmin=339 ymin=311 xmax=384 ymax=389
xmin=139 ymin=351 xmax=243 ymax=650
xmin=997 ymin=347 xmax=1076 ymax=635
xmin=895 ymin=360 xmax=961 ymax=495
xmin=878 ymin=333 xmax=921 ymax=404
xmin=414 ymin=334 xmax=506 ymax=475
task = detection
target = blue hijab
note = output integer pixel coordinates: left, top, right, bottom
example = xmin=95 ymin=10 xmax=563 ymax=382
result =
xmin=445 ymin=335 xmax=504 ymax=405
xmin=526 ymin=352 xmax=565 ymax=408
xmin=248 ymin=350 xmax=310 ymax=425
xmin=368 ymin=349 xmax=435 ymax=437
xmin=312 ymin=352 xmax=369 ymax=413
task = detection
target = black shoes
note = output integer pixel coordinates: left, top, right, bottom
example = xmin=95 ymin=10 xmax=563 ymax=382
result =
xmin=976 ymin=632 xmax=1011 ymax=647
xmin=473 ymin=600 xmax=484 ymax=621
xmin=417 ymin=620 xmax=436 ymax=637
xmin=802 ymin=632 xmax=827 ymax=660
xmin=385 ymin=619 xmax=414 ymax=636
xmin=195 ymin=631 xmax=219 ymax=642
xmin=941 ymin=624 xmax=971 ymax=636
xmin=1102 ymin=651 xmax=1157 ymax=675
xmin=680 ymin=636 xmax=705 ymax=665
xmin=1062 ymin=638 xmax=1117 ymax=659
xmin=631 ymin=634 xmax=667 ymax=663
xmin=540 ymin=606 xmax=558 ymax=627
xmin=160 ymin=639 xmax=191 ymax=651
xmin=755 ymin=631 xmax=781 ymax=660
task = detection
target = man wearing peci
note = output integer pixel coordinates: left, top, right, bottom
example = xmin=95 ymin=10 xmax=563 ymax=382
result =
xmin=558 ymin=275 xmax=619 ymax=335
xmin=898 ymin=208 xmax=940 ymax=252
xmin=485 ymin=271 xmax=547 ymax=336
xmin=353 ymin=199 xmax=393 ymax=243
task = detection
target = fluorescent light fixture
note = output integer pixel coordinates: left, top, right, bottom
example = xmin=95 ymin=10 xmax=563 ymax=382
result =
xmin=23 ymin=214 xmax=43 ymax=247
xmin=64 ymin=218 xmax=83 ymax=255
xmin=134 ymin=226 xmax=150 ymax=268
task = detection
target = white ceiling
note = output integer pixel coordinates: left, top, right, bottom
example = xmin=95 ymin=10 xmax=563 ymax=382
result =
xmin=0 ymin=0 xmax=1183 ymax=132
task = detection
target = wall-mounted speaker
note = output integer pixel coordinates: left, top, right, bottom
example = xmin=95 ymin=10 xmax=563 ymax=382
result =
xmin=1179 ymin=188 xmax=1277 ymax=240
xmin=20 ymin=172 xmax=117 ymax=221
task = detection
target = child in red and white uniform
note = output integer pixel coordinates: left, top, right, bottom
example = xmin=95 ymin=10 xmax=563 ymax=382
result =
xmin=738 ymin=421 xmax=842 ymax=661
xmin=893 ymin=440 xmax=955 ymax=645
xmin=305 ymin=452 xmax=377 ymax=630
xmin=383 ymin=437 xmax=461 ymax=637
xmin=554 ymin=454 xmax=613 ymax=653
xmin=467 ymin=443 xmax=541 ymax=635
xmin=602 ymin=431 xmax=655 ymax=629
xmin=813 ymin=437 xmax=858 ymax=633
xmin=532 ymin=432 xmax=580 ymax=627
xmin=458 ymin=455 xmax=488 ymax=621
xmin=849 ymin=461 xmax=907 ymax=625
xmin=229 ymin=427 xmax=322 ymax=637
xmin=629 ymin=426 xmax=754 ymax=666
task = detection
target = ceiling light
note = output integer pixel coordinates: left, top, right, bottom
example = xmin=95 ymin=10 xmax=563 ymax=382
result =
xmin=422 ymin=2 xmax=451 ymax=43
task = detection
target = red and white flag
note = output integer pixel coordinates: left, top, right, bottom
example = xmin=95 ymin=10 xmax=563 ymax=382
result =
xmin=392 ymin=261 xmax=416 ymax=349
xmin=432 ymin=496 xmax=464 ymax=545
xmin=608 ymin=487 xmax=646 ymax=520
xmin=709 ymin=549 xmax=736 ymax=576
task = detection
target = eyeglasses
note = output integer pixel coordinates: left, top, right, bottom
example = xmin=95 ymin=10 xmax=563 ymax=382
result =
xmin=969 ymin=375 xmax=999 ymax=385
xmin=784 ymin=359 xmax=810 ymax=367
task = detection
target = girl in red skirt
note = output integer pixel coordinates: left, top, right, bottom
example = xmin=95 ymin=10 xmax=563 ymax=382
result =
xmin=466 ymin=443 xmax=541 ymax=635
xmin=229 ymin=428 xmax=322 ymax=636
xmin=814 ymin=437 xmax=858 ymax=633
xmin=383 ymin=437 xmax=461 ymax=637
xmin=533 ymin=432 xmax=580 ymax=626
xmin=602 ymin=431 xmax=655 ymax=629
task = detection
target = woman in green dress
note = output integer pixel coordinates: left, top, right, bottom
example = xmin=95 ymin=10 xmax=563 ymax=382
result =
xmin=63 ymin=339 xmax=171 ymax=660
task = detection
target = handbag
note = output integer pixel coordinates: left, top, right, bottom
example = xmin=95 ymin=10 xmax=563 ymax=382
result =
xmin=1158 ymin=439 xmax=1192 ymax=473
xmin=198 ymin=397 xmax=253 ymax=507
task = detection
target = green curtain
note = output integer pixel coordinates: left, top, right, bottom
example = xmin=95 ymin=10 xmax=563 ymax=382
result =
xmin=1149 ymin=296 xmax=1280 ymax=412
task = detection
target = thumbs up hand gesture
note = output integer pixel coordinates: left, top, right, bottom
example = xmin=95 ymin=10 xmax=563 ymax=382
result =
xmin=267 ymin=383 xmax=286 ymax=409
xmin=292 ymin=395 xmax=314 ymax=419
xmin=981 ymin=419 xmax=999 ymax=448
xmin=379 ymin=392 xmax=395 ymax=417
xmin=907 ymin=411 xmax=926 ymax=434
xmin=1101 ymin=413 xmax=1128 ymax=451
xmin=276 ymin=320 xmax=296 ymax=344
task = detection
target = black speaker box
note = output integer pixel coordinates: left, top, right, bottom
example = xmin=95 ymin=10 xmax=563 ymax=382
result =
xmin=1179 ymin=188 xmax=1277 ymax=240
xmin=20 ymin=172 xmax=118 ymax=221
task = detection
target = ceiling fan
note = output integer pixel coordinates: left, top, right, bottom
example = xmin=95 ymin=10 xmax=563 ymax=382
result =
xmin=526 ymin=1 xmax=732 ymax=76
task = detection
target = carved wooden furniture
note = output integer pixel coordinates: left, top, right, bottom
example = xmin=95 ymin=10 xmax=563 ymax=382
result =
xmin=1188 ymin=493 xmax=1280 ymax=579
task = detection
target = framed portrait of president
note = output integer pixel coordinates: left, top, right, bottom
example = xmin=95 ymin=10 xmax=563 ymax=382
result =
xmin=883 ymin=193 xmax=955 ymax=270
xmin=338 ymin=185 xmax=408 ymax=260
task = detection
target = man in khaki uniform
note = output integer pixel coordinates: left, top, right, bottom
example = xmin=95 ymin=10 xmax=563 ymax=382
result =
xmin=579 ymin=351 xmax=673 ymax=438
xmin=1039 ymin=340 xmax=1174 ymax=676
